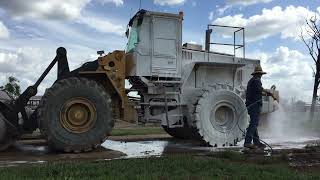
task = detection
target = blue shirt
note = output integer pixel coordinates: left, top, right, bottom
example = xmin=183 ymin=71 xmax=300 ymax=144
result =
xmin=246 ymin=76 xmax=263 ymax=107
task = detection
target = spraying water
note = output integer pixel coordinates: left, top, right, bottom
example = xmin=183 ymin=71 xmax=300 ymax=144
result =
xmin=260 ymin=101 xmax=319 ymax=148
xmin=263 ymin=101 xmax=287 ymax=139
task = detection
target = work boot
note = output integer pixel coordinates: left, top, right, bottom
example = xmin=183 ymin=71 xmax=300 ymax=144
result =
xmin=244 ymin=143 xmax=257 ymax=149
xmin=254 ymin=143 xmax=267 ymax=149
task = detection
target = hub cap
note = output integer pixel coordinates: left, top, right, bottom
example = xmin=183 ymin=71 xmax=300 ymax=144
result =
xmin=60 ymin=97 xmax=97 ymax=133
xmin=210 ymin=102 xmax=236 ymax=133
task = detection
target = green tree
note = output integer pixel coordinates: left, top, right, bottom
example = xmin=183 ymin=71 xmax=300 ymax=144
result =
xmin=0 ymin=76 xmax=21 ymax=99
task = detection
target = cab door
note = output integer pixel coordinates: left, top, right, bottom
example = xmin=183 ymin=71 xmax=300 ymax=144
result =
xmin=151 ymin=16 xmax=180 ymax=76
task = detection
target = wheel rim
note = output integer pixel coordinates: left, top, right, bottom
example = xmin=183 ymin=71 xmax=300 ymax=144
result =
xmin=210 ymin=102 xmax=236 ymax=133
xmin=60 ymin=97 xmax=97 ymax=134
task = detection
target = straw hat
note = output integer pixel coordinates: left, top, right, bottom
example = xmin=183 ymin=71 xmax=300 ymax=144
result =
xmin=251 ymin=65 xmax=267 ymax=75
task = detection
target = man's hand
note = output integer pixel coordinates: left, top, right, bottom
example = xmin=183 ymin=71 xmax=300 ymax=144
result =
xmin=265 ymin=91 xmax=272 ymax=96
xmin=269 ymin=93 xmax=278 ymax=101
xmin=263 ymin=90 xmax=278 ymax=101
xmin=263 ymin=90 xmax=272 ymax=96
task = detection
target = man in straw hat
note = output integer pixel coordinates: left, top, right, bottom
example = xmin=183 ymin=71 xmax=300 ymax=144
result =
xmin=244 ymin=65 xmax=276 ymax=149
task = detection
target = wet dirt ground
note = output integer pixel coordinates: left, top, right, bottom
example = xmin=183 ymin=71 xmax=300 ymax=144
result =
xmin=1 ymin=134 xmax=320 ymax=167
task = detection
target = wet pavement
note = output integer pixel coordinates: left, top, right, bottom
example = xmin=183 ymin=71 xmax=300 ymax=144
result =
xmin=0 ymin=135 xmax=320 ymax=167
xmin=263 ymin=136 xmax=320 ymax=150
xmin=0 ymin=139 xmax=125 ymax=167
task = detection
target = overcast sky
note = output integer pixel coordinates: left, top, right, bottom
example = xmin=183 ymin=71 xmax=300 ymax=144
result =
xmin=0 ymin=0 xmax=319 ymax=102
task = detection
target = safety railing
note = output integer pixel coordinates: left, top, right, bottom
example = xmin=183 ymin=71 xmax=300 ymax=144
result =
xmin=205 ymin=24 xmax=245 ymax=58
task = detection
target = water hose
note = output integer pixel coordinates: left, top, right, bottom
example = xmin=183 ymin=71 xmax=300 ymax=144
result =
xmin=236 ymin=99 xmax=274 ymax=153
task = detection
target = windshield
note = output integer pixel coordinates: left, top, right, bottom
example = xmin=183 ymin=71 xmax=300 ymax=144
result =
xmin=126 ymin=22 xmax=139 ymax=53
xmin=126 ymin=10 xmax=144 ymax=53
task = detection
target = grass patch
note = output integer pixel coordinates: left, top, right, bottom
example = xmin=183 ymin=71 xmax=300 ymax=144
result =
xmin=1 ymin=155 xmax=319 ymax=180
xmin=212 ymin=151 xmax=245 ymax=161
xmin=110 ymin=127 xmax=165 ymax=136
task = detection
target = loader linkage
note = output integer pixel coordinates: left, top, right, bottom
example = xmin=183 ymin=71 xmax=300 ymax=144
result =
xmin=0 ymin=47 xmax=70 ymax=148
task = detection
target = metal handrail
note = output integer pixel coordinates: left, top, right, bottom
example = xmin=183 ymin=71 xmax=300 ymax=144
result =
xmin=205 ymin=24 xmax=245 ymax=59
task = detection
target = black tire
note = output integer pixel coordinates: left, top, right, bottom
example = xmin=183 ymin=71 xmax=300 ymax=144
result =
xmin=0 ymin=92 xmax=17 ymax=151
xmin=0 ymin=112 xmax=14 ymax=151
xmin=162 ymin=126 xmax=201 ymax=140
xmin=38 ymin=77 xmax=113 ymax=153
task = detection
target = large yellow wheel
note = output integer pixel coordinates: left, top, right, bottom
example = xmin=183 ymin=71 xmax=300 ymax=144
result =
xmin=38 ymin=77 xmax=113 ymax=153
xmin=60 ymin=97 xmax=97 ymax=134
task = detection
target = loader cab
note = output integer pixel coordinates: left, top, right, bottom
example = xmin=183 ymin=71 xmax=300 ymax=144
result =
xmin=125 ymin=10 xmax=183 ymax=78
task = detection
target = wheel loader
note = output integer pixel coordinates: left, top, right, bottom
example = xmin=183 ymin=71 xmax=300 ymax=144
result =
xmin=0 ymin=10 xmax=279 ymax=152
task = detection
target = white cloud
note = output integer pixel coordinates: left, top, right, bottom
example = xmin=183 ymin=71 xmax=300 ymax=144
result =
xmin=0 ymin=44 xmax=100 ymax=95
xmin=226 ymin=0 xmax=273 ymax=6
xmin=98 ymin=0 xmax=124 ymax=6
xmin=208 ymin=11 xmax=214 ymax=21
xmin=79 ymin=15 xmax=125 ymax=35
xmin=0 ymin=52 xmax=18 ymax=73
xmin=0 ymin=21 xmax=9 ymax=39
xmin=215 ymin=0 xmax=273 ymax=15
xmin=154 ymin=0 xmax=185 ymax=6
xmin=217 ymin=6 xmax=229 ymax=16
xmin=0 ymin=0 xmax=127 ymax=95
xmin=248 ymin=46 xmax=313 ymax=101
xmin=0 ymin=30 xmax=125 ymax=95
xmin=0 ymin=47 xmax=55 ymax=94
xmin=213 ymin=6 xmax=317 ymax=42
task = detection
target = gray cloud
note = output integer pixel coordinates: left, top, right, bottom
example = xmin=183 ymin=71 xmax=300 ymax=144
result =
xmin=0 ymin=0 xmax=91 ymax=20
xmin=0 ymin=0 xmax=126 ymax=37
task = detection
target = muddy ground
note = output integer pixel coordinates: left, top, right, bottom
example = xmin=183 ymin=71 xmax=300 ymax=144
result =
xmin=1 ymin=120 xmax=320 ymax=168
xmin=1 ymin=134 xmax=320 ymax=168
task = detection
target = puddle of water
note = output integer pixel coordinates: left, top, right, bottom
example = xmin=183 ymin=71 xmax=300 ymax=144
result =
xmin=102 ymin=139 xmax=216 ymax=159
xmin=1 ymin=135 xmax=319 ymax=168
xmin=102 ymin=137 xmax=320 ymax=160
xmin=0 ymin=160 xmax=46 ymax=168
xmin=238 ymin=137 xmax=320 ymax=150
xmin=264 ymin=137 xmax=319 ymax=149
xmin=102 ymin=140 xmax=168 ymax=158
xmin=14 ymin=144 xmax=49 ymax=155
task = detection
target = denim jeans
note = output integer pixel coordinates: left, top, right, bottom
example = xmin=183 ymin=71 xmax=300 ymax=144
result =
xmin=244 ymin=105 xmax=261 ymax=144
